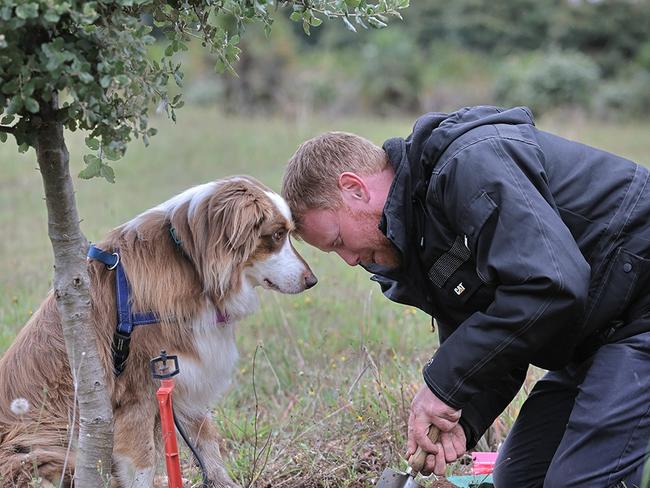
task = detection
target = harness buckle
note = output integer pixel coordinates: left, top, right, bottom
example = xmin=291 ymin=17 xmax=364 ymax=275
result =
xmin=107 ymin=252 xmax=120 ymax=270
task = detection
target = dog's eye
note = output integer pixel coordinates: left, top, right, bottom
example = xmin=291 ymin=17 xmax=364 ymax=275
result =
xmin=272 ymin=230 xmax=286 ymax=241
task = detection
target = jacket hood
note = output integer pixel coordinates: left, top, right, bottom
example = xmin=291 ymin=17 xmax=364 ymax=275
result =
xmin=387 ymin=106 xmax=536 ymax=173
xmin=377 ymin=106 xmax=535 ymax=276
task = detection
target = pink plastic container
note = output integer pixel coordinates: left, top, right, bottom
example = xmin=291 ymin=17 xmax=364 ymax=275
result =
xmin=471 ymin=451 xmax=498 ymax=475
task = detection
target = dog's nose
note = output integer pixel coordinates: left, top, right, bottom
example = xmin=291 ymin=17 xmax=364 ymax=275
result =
xmin=304 ymin=271 xmax=318 ymax=289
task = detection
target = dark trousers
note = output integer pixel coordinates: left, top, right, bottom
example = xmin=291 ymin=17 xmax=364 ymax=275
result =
xmin=493 ymin=329 xmax=650 ymax=488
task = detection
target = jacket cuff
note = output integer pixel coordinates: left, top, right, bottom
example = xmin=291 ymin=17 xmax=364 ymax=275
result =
xmin=458 ymin=403 xmax=487 ymax=450
xmin=422 ymin=362 xmax=464 ymax=410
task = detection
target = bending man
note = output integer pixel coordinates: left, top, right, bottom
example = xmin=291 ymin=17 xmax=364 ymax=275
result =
xmin=281 ymin=106 xmax=650 ymax=487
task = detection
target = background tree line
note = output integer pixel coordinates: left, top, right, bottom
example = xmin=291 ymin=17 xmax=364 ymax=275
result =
xmin=178 ymin=0 xmax=650 ymax=119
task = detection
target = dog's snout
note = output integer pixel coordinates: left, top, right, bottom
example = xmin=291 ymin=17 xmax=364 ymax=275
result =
xmin=304 ymin=271 xmax=318 ymax=289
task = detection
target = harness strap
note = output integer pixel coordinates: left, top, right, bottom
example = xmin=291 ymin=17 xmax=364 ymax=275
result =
xmin=89 ymin=244 xmax=159 ymax=375
xmin=88 ymin=243 xmax=229 ymax=375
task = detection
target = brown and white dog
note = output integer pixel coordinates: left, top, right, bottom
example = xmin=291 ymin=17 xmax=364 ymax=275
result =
xmin=0 ymin=176 xmax=317 ymax=487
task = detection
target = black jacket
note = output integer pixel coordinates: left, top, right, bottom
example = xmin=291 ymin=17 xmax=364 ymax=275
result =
xmin=366 ymin=106 xmax=650 ymax=448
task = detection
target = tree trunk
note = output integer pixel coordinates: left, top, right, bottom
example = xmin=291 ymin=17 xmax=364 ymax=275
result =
xmin=35 ymin=95 xmax=114 ymax=486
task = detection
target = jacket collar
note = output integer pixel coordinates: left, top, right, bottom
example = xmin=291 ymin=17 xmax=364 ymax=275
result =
xmin=361 ymin=136 xmax=416 ymax=278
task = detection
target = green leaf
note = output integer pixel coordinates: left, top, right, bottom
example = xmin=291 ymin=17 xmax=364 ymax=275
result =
xmin=367 ymin=17 xmax=387 ymax=28
xmin=343 ymin=16 xmax=357 ymax=32
xmin=345 ymin=0 xmax=362 ymax=7
xmin=85 ymin=137 xmax=100 ymax=150
xmin=1 ymin=114 xmax=14 ymax=125
xmin=15 ymin=3 xmax=39 ymax=19
xmin=100 ymin=163 xmax=115 ymax=183
xmin=311 ymin=16 xmax=323 ymax=27
xmin=289 ymin=11 xmax=302 ymax=22
xmin=0 ymin=132 xmax=6 ymax=143
xmin=6 ymin=96 xmax=22 ymax=115
xmin=43 ymin=11 xmax=60 ymax=23
xmin=115 ymin=74 xmax=130 ymax=86
xmin=83 ymin=153 xmax=100 ymax=165
xmin=24 ymin=97 xmax=39 ymax=113
xmin=303 ymin=20 xmax=310 ymax=35
xmin=79 ymin=155 xmax=101 ymax=179
xmin=18 ymin=143 xmax=29 ymax=153
xmin=78 ymin=71 xmax=93 ymax=83
xmin=1 ymin=78 xmax=18 ymax=95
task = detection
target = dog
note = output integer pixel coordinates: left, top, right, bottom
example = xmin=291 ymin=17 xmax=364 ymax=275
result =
xmin=0 ymin=176 xmax=317 ymax=487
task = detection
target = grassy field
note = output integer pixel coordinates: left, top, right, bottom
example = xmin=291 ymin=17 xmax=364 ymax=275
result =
xmin=1 ymin=108 xmax=649 ymax=487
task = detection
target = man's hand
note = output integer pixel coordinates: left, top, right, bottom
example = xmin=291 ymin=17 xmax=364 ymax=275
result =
xmin=406 ymin=385 xmax=464 ymax=475
xmin=421 ymin=424 xmax=467 ymax=475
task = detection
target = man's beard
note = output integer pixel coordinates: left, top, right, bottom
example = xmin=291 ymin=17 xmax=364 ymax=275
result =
xmin=354 ymin=208 xmax=401 ymax=269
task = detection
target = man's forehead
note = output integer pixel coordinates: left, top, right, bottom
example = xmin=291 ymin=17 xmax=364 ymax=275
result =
xmin=300 ymin=208 xmax=338 ymax=244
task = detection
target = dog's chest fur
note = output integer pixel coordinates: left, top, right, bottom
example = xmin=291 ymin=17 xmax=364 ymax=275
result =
xmin=174 ymin=307 xmax=239 ymax=415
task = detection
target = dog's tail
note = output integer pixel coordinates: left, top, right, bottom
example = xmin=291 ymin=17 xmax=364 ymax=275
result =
xmin=0 ymin=421 xmax=74 ymax=487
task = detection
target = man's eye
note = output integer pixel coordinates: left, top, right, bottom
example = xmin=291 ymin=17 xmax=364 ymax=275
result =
xmin=272 ymin=231 xmax=285 ymax=241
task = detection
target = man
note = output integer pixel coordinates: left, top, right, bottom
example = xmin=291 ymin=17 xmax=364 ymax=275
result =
xmin=281 ymin=106 xmax=650 ymax=487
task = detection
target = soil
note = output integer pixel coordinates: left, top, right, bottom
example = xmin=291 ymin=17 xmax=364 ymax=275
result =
xmin=429 ymin=480 xmax=459 ymax=488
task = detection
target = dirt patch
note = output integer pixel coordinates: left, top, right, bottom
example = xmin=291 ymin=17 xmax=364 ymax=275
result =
xmin=429 ymin=480 xmax=459 ymax=488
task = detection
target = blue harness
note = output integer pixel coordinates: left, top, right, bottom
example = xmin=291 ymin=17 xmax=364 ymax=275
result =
xmin=87 ymin=245 xmax=160 ymax=376
xmin=88 ymin=228 xmax=229 ymax=376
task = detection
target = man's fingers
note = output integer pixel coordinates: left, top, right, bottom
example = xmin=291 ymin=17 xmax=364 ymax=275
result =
xmin=423 ymin=453 xmax=436 ymax=476
xmin=412 ymin=419 xmax=439 ymax=454
xmin=434 ymin=442 xmax=446 ymax=476
xmin=452 ymin=430 xmax=466 ymax=458
xmin=429 ymin=416 xmax=459 ymax=433
xmin=441 ymin=433 xmax=457 ymax=463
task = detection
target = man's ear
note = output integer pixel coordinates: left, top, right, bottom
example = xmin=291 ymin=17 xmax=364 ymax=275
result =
xmin=338 ymin=172 xmax=370 ymax=205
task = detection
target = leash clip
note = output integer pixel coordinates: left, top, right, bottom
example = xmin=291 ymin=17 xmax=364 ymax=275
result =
xmin=150 ymin=350 xmax=180 ymax=379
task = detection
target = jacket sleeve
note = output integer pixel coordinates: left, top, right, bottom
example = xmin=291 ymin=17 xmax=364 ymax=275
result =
xmin=437 ymin=318 xmax=527 ymax=449
xmin=422 ymin=136 xmax=590 ymax=410
xmin=459 ymin=364 xmax=527 ymax=449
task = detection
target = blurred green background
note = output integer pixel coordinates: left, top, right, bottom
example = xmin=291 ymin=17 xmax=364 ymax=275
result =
xmin=174 ymin=0 xmax=650 ymax=121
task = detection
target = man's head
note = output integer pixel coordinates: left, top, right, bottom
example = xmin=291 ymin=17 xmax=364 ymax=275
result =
xmin=281 ymin=131 xmax=400 ymax=269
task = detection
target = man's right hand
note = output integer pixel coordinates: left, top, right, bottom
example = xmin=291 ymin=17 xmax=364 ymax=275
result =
xmin=421 ymin=424 xmax=467 ymax=476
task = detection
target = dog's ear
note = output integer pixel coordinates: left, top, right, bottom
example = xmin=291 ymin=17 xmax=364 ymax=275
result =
xmin=191 ymin=179 xmax=272 ymax=301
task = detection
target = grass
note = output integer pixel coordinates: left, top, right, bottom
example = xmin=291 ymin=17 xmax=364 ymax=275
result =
xmin=1 ymin=107 xmax=649 ymax=487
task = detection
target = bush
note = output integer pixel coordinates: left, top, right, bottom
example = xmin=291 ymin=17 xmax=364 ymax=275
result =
xmin=494 ymin=50 xmax=601 ymax=115
xmin=592 ymin=70 xmax=650 ymax=120
xmin=356 ymin=27 xmax=423 ymax=115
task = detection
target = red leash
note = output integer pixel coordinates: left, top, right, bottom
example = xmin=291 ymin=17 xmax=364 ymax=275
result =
xmin=151 ymin=351 xmax=184 ymax=488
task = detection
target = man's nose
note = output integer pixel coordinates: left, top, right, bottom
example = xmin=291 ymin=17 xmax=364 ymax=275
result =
xmin=337 ymin=249 xmax=359 ymax=266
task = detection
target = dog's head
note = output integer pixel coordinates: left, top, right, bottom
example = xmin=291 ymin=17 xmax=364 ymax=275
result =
xmin=166 ymin=176 xmax=317 ymax=304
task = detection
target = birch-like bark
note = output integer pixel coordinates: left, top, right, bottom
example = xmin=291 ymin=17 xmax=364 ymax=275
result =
xmin=34 ymin=95 xmax=114 ymax=486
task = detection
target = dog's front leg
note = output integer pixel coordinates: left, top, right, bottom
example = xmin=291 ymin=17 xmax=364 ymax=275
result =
xmin=181 ymin=413 xmax=241 ymax=488
xmin=112 ymin=403 xmax=158 ymax=488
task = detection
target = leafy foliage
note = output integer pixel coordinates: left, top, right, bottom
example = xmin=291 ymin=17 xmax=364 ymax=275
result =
xmin=495 ymin=50 xmax=601 ymax=116
xmin=0 ymin=0 xmax=408 ymax=180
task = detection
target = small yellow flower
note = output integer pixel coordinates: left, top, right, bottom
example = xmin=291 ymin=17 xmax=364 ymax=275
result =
xmin=357 ymin=415 xmax=363 ymax=421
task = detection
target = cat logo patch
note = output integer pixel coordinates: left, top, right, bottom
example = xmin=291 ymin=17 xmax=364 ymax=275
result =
xmin=454 ymin=282 xmax=466 ymax=296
